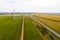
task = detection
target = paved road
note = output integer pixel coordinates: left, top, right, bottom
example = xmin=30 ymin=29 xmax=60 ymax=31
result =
xmin=30 ymin=16 xmax=60 ymax=38
xmin=20 ymin=17 xmax=24 ymax=40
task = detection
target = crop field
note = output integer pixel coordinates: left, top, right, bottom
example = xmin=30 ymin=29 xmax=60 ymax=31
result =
xmin=33 ymin=13 xmax=60 ymax=21
xmin=29 ymin=17 xmax=59 ymax=40
xmin=0 ymin=13 xmax=60 ymax=40
xmin=0 ymin=16 xmax=22 ymax=40
xmin=24 ymin=17 xmax=42 ymax=40
xmin=33 ymin=14 xmax=60 ymax=34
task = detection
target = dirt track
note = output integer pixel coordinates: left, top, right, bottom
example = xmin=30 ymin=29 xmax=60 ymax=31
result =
xmin=20 ymin=17 xmax=24 ymax=40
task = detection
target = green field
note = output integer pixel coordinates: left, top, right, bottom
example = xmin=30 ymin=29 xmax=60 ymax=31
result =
xmin=0 ymin=14 xmax=60 ymax=40
xmin=24 ymin=17 xmax=42 ymax=40
xmin=0 ymin=16 xmax=22 ymax=40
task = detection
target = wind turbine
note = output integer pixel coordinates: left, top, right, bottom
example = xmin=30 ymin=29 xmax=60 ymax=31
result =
xmin=13 ymin=10 xmax=15 ymax=19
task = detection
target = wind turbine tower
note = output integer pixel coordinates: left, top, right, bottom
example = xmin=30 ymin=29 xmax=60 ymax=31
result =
xmin=13 ymin=10 xmax=15 ymax=19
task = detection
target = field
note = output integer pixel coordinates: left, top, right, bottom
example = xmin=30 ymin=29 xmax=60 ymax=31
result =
xmin=0 ymin=13 xmax=60 ymax=40
xmin=33 ymin=14 xmax=60 ymax=34
xmin=24 ymin=16 xmax=42 ymax=40
xmin=0 ymin=16 xmax=22 ymax=40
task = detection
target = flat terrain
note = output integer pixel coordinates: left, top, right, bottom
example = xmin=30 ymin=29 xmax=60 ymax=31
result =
xmin=0 ymin=14 xmax=21 ymax=16
xmin=30 ymin=16 xmax=60 ymax=40
xmin=24 ymin=16 xmax=42 ymax=40
xmin=0 ymin=16 xmax=22 ymax=40
xmin=0 ymin=13 xmax=60 ymax=40
xmin=33 ymin=14 xmax=60 ymax=34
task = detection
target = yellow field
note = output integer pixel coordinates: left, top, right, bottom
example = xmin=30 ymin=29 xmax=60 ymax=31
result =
xmin=33 ymin=13 xmax=60 ymax=34
xmin=31 ymin=19 xmax=59 ymax=40
xmin=33 ymin=13 xmax=60 ymax=21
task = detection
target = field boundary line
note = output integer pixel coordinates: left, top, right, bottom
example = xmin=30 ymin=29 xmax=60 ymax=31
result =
xmin=20 ymin=17 xmax=24 ymax=40
xmin=30 ymin=16 xmax=60 ymax=38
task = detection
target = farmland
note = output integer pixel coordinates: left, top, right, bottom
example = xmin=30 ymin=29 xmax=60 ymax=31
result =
xmin=0 ymin=16 xmax=22 ymax=40
xmin=0 ymin=13 xmax=60 ymax=40
xmin=33 ymin=14 xmax=60 ymax=34
xmin=24 ymin=16 xmax=42 ymax=40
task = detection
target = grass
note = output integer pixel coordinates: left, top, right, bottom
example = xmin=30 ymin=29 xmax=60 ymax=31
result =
xmin=0 ymin=16 xmax=22 ymax=40
xmin=24 ymin=16 xmax=42 ymax=40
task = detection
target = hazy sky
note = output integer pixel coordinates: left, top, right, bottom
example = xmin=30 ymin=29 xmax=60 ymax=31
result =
xmin=0 ymin=0 xmax=60 ymax=13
